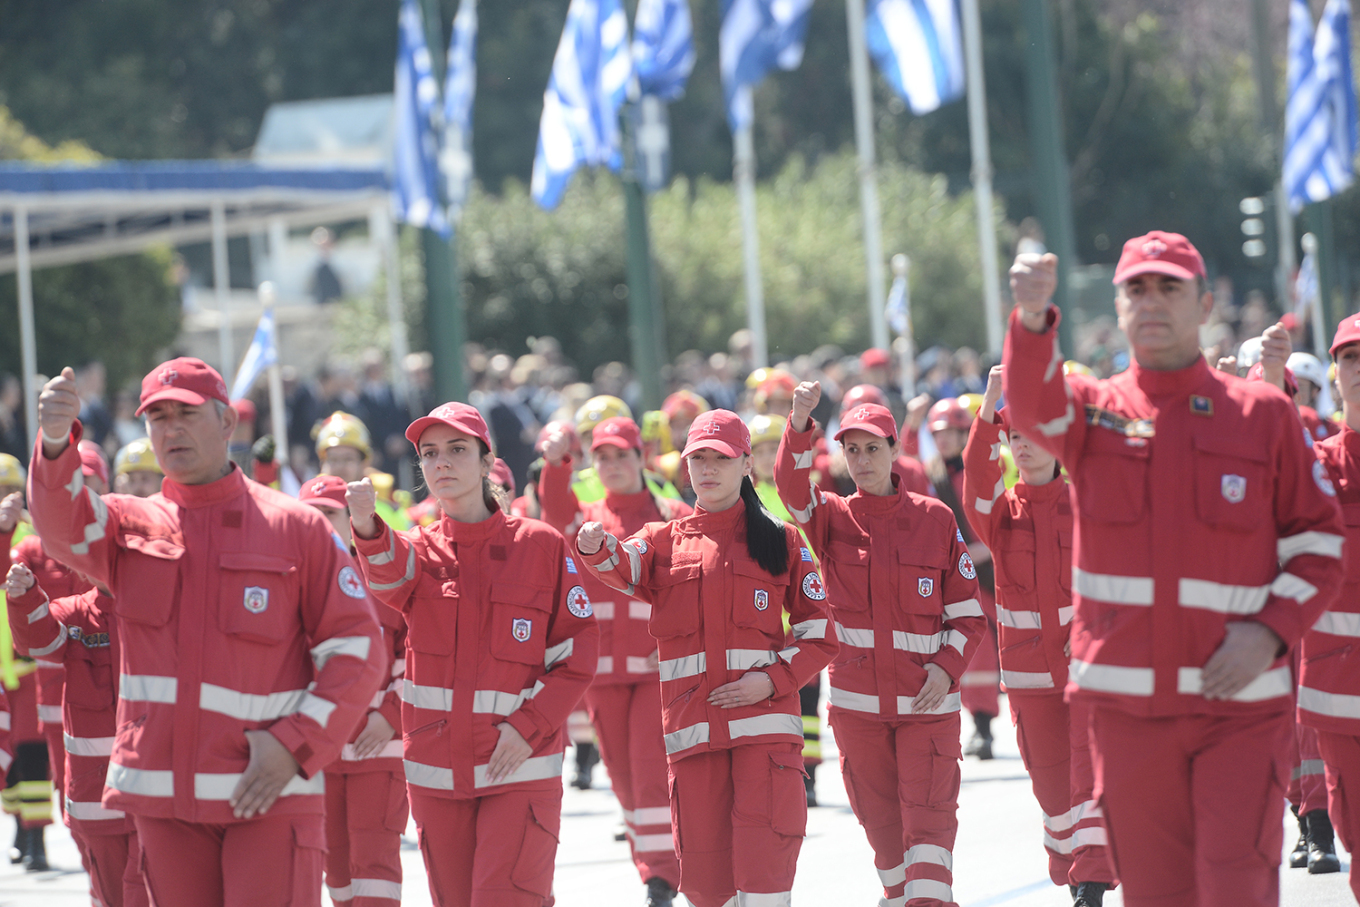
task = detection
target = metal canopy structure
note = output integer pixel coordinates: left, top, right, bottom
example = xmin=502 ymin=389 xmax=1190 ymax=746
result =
xmin=0 ymin=161 xmax=389 ymax=445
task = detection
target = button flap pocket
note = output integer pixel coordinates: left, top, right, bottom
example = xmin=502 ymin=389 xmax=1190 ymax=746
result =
xmin=491 ymin=581 xmax=552 ymax=612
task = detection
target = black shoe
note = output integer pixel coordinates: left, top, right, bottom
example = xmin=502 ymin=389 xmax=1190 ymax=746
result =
xmin=644 ymin=876 xmax=677 ymax=907
xmin=1072 ymin=881 xmax=1108 ymax=907
xmin=8 ymin=821 xmax=23 ymax=865
xmin=614 ymin=825 xmax=628 ymax=842
xmin=965 ymin=712 xmax=995 ymax=760
xmin=1289 ymin=805 xmax=1309 ymax=869
xmin=804 ymin=774 xmax=818 ymax=808
xmin=1069 ymin=884 xmax=1078 ymax=899
xmin=571 ymin=742 xmax=599 ymax=791
xmin=1305 ymin=809 xmax=1341 ymax=874
xmin=22 ymin=826 xmax=47 ymax=873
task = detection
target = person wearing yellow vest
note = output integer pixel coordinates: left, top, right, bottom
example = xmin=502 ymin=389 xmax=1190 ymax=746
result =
xmin=572 ymin=397 xmax=680 ymax=505
xmin=315 ymin=413 xmax=411 ymax=532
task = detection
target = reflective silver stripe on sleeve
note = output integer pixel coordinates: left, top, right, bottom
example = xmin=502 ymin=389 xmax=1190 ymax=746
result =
xmin=368 ymin=689 xmax=384 ymax=709
xmin=1002 ymin=670 xmax=1055 ymax=690
xmin=942 ymin=599 xmax=982 ymax=620
xmin=37 ymin=705 xmax=61 ymax=724
xmin=1073 ymin=568 xmax=1154 ymax=606
xmin=893 ymin=691 xmax=962 ymax=715
xmin=298 ymin=692 xmax=337 ymax=727
xmin=728 ymin=649 xmax=778 ymax=671
xmin=598 ymin=535 xmax=621 ymax=571
xmin=660 ymin=653 xmax=706 ymax=682
xmin=835 ymin=623 xmax=874 ymax=648
xmin=473 ymin=752 xmax=565 ymax=788
xmin=69 ymin=487 xmax=109 ymax=556
xmin=787 ymin=482 xmax=819 ymax=524
xmin=1035 ymin=402 xmax=1075 ymax=438
xmin=792 ymin=449 xmax=814 ymax=470
xmin=0 ymin=712 xmax=9 ymax=730
xmin=471 ymin=684 xmax=542 ymax=716
xmin=827 ymin=686 xmax=878 ymax=713
xmin=1293 ymin=759 xmax=1326 ymax=779
xmin=65 ymin=798 xmax=125 ymax=821
xmin=401 ymin=681 xmax=454 ymax=711
xmin=629 ymin=601 xmax=652 ymax=620
xmin=120 ymin=674 xmax=177 ymax=704
xmin=1278 ymin=531 xmax=1345 ymax=562
xmin=621 ymin=542 xmax=643 ymax=586
xmin=1313 ymin=610 xmax=1360 ymax=637
xmin=28 ymin=625 xmax=68 ymax=658
xmin=34 ymin=659 xmax=61 ymax=669
xmin=404 ymin=759 xmax=454 ymax=790
xmin=367 ymin=546 xmax=417 ymax=592
xmin=728 ymin=712 xmax=802 ymax=741
xmin=996 ymin=605 xmax=1042 ymax=630
xmin=193 ymin=772 xmax=324 ymax=800
xmin=943 ymin=629 xmax=968 ymax=654
xmin=1177 ymin=665 xmax=1292 ymax=701
xmin=592 ymin=601 xmax=616 ymax=620
xmin=791 ymin=618 xmax=827 ymax=640
xmin=664 ymin=722 xmax=711 ymax=754
xmin=311 ymin=636 xmax=372 ymax=671
xmin=1068 ymin=660 xmax=1154 ymax=696
xmin=199 ymin=684 xmax=307 ymax=722
xmin=366 ymin=528 xmax=399 ymax=565
xmin=25 ymin=599 xmax=49 ymax=624
xmin=1271 ymin=572 xmax=1318 ymax=604
xmin=391 ymin=657 xmax=405 ymax=677
xmin=63 ymin=733 xmax=115 ymax=757
xmin=973 ymin=477 xmax=1006 ymax=515
xmin=64 ymin=465 xmax=84 ymax=499
xmin=545 ymin=638 xmax=574 ymax=668
xmin=906 ymin=843 xmax=954 ymax=871
xmin=106 ymin=764 xmax=173 ymax=797
xmin=327 ymin=885 xmax=354 ymax=902
xmin=1177 ymin=578 xmax=1269 ymax=614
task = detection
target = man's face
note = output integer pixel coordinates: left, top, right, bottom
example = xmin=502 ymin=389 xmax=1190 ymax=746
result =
xmin=145 ymin=400 xmax=235 ymax=485
xmin=115 ymin=470 xmax=164 ymax=498
xmin=1115 ymin=274 xmax=1211 ymax=368
xmin=321 ymin=446 xmax=366 ymax=483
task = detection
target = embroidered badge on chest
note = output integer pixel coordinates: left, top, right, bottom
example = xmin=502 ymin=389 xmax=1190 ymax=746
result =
xmin=755 ymin=589 xmax=770 ymax=611
xmin=512 ymin=618 xmax=532 ymax=642
xmin=802 ymin=572 xmax=826 ymax=601
xmin=243 ymin=586 xmax=269 ymax=614
xmin=918 ymin=577 xmax=934 ymax=597
xmin=1220 ymin=474 xmax=1246 ymax=504
xmin=567 ymin=585 xmax=593 ymax=618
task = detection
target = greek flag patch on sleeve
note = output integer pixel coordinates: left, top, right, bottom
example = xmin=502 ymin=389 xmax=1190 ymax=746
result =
xmin=565 ymin=556 xmax=578 ymax=574
xmin=800 ymin=547 xmax=812 ymax=562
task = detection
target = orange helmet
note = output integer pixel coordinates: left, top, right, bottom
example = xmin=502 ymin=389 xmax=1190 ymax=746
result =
xmin=662 ymin=390 xmax=709 ymax=423
xmin=840 ymin=384 xmax=888 ymax=412
xmin=926 ymin=398 xmax=973 ymax=432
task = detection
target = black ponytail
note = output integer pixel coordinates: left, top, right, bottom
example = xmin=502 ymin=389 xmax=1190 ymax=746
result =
xmin=740 ymin=476 xmax=789 ymax=577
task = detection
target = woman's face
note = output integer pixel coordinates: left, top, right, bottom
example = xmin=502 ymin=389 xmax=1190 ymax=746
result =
xmin=418 ymin=425 xmax=491 ymax=505
xmin=840 ymin=429 xmax=897 ymax=496
xmin=594 ymin=444 xmax=644 ymax=495
xmin=751 ymin=440 xmax=778 ymax=483
xmin=1008 ymin=428 xmax=1057 ymax=477
xmin=686 ymin=448 xmax=751 ymax=511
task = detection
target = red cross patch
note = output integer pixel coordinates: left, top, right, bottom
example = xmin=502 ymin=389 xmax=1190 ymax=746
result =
xmin=311 ymin=481 xmax=328 ymax=495
xmin=705 ymin=421 xmax=722 ymax=434
xmin=158 ymin=368 xmax=179 ymax=385
xmin=566 ymin=584 xmax=593 ymax=618
xmin=802 ymin=572 xmax=826 ymax=601
xmin=1142 ymin=238 xmax=1167 ymax=257
xmin=853 ymin=407 xmax=872 ymax=421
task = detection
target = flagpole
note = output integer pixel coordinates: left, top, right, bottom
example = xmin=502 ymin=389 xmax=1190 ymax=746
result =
xmin=734 ymin=109 xmax=769 ymax=369
xmin=1303 ymin=232 xmax=1328 ymax=359
xmin=845 ymin=0 xmax=889 ymax=353
xmin=892 ymin=253 xmax=916 ymax=393
xmin=257 ymin=282 xmax=288 ymax=467
xmin=961 ymin=0 xmax=1004 ymax=356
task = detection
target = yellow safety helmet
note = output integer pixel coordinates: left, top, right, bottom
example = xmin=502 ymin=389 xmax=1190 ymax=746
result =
xmin=640 ymin=410 xmax=675 ymax=454
xmin=575 ymin=396 xmax=632 ymax=436
xmin=1330 ymin=362 xmax=1338 ymax=385
xmin=955 ymin=394 xmax=985 ymax=420
xmin=1063 ymin=360 xmax=1094 ymax=378
xmin=0 ymin=453 xmax=23 ymax=488
xmin=114 ymin=438 xmax=162 ymax=477
xmin=748 ymin=413 xmax=786 ymax=447
xmin=314 ymin=412 xmax=373 ymax=461
xmin=745 ymin=367 xmax=774 ymax=390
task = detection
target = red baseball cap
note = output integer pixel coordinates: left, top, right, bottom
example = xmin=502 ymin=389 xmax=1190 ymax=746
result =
xmin=681 ymin=410 xmax=752 ymax=458
xmin=77 ymin=440 xmax=109 ymax=487
xmin=405 ymin=402 xmax=492 ymax=450
xmin=591 ymin=416 xmax=642 ymax=452
xmin=1330 ymin=315 xmax=1360 ymax=356
xmin=1113 ymin=231 xmax=1206 ymax=285
xmin=231 ymin=398 xmax=257 ymax=426
xmin=835 ymin=404 xmax=898 ymax=444
xmin=136 ymin=357 xmax=230 ymax=416
xmin=860 ymin=348 xmax=891 ymax=371
xmin=299 ymin=474 xmax=348 ymax=511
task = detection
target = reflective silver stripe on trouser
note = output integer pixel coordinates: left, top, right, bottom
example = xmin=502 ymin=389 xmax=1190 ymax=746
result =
xmin=120 ymin=675 xmax=178 ymax=703
xmin=474 ymin=753 xmax=565 ymax=789
xmin=194 ymin=772 xmax=325 ymax=800
xmin=1177 ymin=578 xmax=1269 ymax=614
xmin=63 ymin=733 xmax=115 ymax=757
xmin=404 ymin=760 xmax=455 ymax=790
xmin=902 ymin=879 xmax=954 ymax=903
xmin=1068 ymin=660 xmax=1154 ymax=696
xmin=1043 ymin=826 xmax=1108 ymax=854
xmin=892 ymin=692 xmax=962 ymax=716
xmin=37 ymin=706 xmax=61 ymax=724
xmin=1314 ymin=610 xmax=1360 ymax=637
xmin=1294 ymin=759 xmax=1326 ymax=780
xmin=1177 ymin=665 xmax=1293 ymax=701
xmin=664 ymin=722 xmax=711 ymax=755
xmin=311 ymin=635 xmax=372 ymax=671
xmin=1043 ymin=799 xmax=1102 ymax=833
xmin=1072 ymin=568 xmax=1154 ymax=606
xmin=735 ymin=892 xmax=791 ymax=906
xmin=0 ymin=712 xmax=10 ymax=730
xmin=106 ymin=764 xmax=174 ymax=797
xmin=65 ymin=798 xmax=126 ymax=821
xmin=402 ymin=680 xmax=454 ymax=711
xmin=367 ymin=545 xmax=416 ymax=591
xmin=351 ymin=879 xmax=402 ymax=900
xmin=876 ymin=860 xmax=907 ymax=887
xmin=907 ymin=843 xmax=953 ymax=871
xmin=1001 ymin=670 xmax=1054 ymax=690
xmin=728 ymin=713 xmax=803 ymax=741
xmin=996 ymin=605 xmax=1042 ymax=630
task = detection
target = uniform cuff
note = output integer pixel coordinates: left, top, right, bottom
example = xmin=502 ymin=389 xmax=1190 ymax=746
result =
xmin=764 ymin=662 xmax=799 ymax=699
xmin=33 ymin=422 xmax=85 ymax=488
xmin=350 ymin=515 xmax=392 ymax=552
xmin=268 ymin=720 xmax=328 ymax=780
xmin=505 ymin=709 xmax=544 ymax=748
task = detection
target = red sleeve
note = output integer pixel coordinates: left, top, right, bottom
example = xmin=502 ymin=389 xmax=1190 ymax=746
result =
xmin=1001 ymin=306 xmax=1088 ymax=467
xmin=537 ymin=457 xmax=584 ymax=539
xmin=961 ymin=415 xmax=1006 ymax=552
xmin=774 ymin=419 xmax=838 ymax=553
xmin=374 ymin=612 xmax=405 ymax=733
xmin=351 ymin=518 xmax=420 ymax=614
xmin=27 ymin=424 xmax=123 ymax=587
xmin=578 ymin=522 xmax=662 ymax=601
xmin=765 ymin=530 xmax=838 ymax=697
xmin=931 ymin=516 xmax=987 ymax=682
xmin=6 ymin=583 xmax=64 ymax=662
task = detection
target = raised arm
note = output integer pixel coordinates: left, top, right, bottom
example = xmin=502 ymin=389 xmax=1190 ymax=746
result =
xmin=537 ymin=436 xmax=585 ymax=539
xmin=348 ymin=478 xmax=421 ymax=612
xmin=774 ymin=381 xmax=834 ymax=550
xmin=961 ymin=366 xmax=1007 ymax=552
xmin=4 ymin=565 xmax=64 ymax=662
xmin=576 ymin=521 xmax=659 ymax=600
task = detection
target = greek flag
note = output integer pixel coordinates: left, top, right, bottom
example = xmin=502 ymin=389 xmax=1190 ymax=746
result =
xmin=442 ymin=0 xmax=478 ymax=221
xmin=865 ymin=0 xmax=965 ymax=116
xmin=392 ymin=0 xmax=450 ymax=237
xmin=720 ymin=0 xmax=814 ymax=132
xmin=531 ymin=0 xmax=634 ymax=210
xmin=1295 ymin=247 xmax=1320 ymax=316
xmin=1284 ymin=0 xmax=1358 ymax=212
xmin=230 ymin=308 xmax=278 ymax=401
xmin=633 ymin=0 xmax=695 ymax=100
xmin=886 ymin=268 xmax=910 ymax=336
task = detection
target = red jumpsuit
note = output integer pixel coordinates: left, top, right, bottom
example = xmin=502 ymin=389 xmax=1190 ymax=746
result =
xmin=539 ymin=455 xmax=688 ymax=890
xmin=1301 ymin=424 xmax=1360 ymax=899
xmin=1003 ymin=306 xmax=1345 ymax=907
xmin=776 ymin=421 xmax=984 ymax=907
xmin=961 ymin=414 xmax=1115 ymax=889
xmin=580 ymin=503 xmax=838 ymax=907
xmin=8 ymin=584 xmax=149 ymax=907
xmin=323 ymin=603 xmax=408 ymax=907
xmin=28 ymin=426 xmax=386 ymax=907
xmin=353 ymin=509 xmax=599 ymax=907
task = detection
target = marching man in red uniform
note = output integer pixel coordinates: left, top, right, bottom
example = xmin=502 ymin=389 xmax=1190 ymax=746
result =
xmin=1004 ymin=235 xmax=1344 ymax=907
xmin=30 ymin=358 xmax=386 ymax=907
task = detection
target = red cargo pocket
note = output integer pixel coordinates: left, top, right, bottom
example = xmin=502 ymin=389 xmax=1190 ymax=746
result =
xmin=384 ymin=773 xmax=411 ymax=833
xmin=648 ymin=558 xmax=702 ymax=639
xmin=489 ymin=582 xmax=553 ymax=666
xmin=927 ymin=730 xmax=962 ymax=810
xmin=216 ymin=553 xmax=300 ymax=645
xmin=511 ymin=796 xmax=562 ymax=897
xmin=768 ymin=750 xmax=808 ymax=838
xmin=114 ymin=535 xmax=183 ymax=627
xmin=289 ymin=818 xmax=327 ymax=904
xmin=64 ymin=643 xmax=115 ymax=710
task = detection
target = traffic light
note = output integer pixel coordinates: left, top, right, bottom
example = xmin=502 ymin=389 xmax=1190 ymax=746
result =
xmin=1240 ymin=197 xmax=1267 ymax=258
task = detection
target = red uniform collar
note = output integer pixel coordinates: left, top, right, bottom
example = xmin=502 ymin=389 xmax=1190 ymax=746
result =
xmin=159 ymin=463 xmax=247 ymax=509
xmin=1124 ymin=355 xmax=1212 ymax=399
xmin=848 ymin=473 xmax=908 ymax=515
xmin=1014 ymin=473 xmax=1068 ymax=503
xmin=438 ymin=506 xmax=505 ymax=543
xmin=685 ymin=500 xmax=744 ymax=536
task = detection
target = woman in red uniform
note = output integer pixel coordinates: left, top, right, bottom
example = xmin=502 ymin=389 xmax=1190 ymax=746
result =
xmin=577 ymin=409 xmax=837 ymax=907
xmin=775 ymin=382 xmax=986 ymax=907
xmin=539 ymin=416 xmax=688 ymax=906
xmin=347 ymin=402 xmax=599 ymax=907
xmin=962 ymin=367 xmax=1114 ymax=907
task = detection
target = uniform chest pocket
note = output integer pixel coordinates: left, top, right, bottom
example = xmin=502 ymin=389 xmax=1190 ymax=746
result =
xmin=824 ymin=541 xmax=869 ymax=613
xmin=899 ymin=547 xmax=950 ymax=616
xmin=64 ymin=642 xmax=115 ymax=710
xmin=730 ymin=559 xmax=788 ymax=632
xmin=647 ymin=556 xmax=702 ymax=639
xmin=113 ymin=535 xmax=183 ymax=627
xmin=489 ymin=581 xmax=553 ymax=666
xmin=217 ymin=553 xmax=300 ymax=646
xmin=1192 ymin=434 xmax=1271 ymax=532
xmin=998 ymin=529 xmax=1037 ymax=594
xmin=1077 ymin=431 xmax=1150 ymax=525
xmin=406 ymin=573 xmax=458 ymax=656
xmin=1057 ymin=527 xmax=1074 ymax=595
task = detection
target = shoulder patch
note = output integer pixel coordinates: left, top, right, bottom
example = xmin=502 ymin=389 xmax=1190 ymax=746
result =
xmin=802 ymin=572 xmax=826 ymax=601
xmin=800 ymin=547 xmax=813 ymax=562
xmin=565 ymin=556 xmax=578 ymax=574
xmin=338 ymin=565 xmax=367 ymax=599
xmin=567 ymin=585 xmax=593 ymax=618
xmin=956 ymin=528 xmax=965 ymax=544
xmin=1314 ymin=459 xmax=1337 ymax=497
xmin=958 ymin=552 xmax=977 ymax=581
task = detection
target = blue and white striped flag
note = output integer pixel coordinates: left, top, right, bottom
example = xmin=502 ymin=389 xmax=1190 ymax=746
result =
xmin=531 ymin=0 xmax=634 ymax=210
xmin=633 ymin=0 xmax=695 ymax=100
xmin=392 ymin=0 xmax=450 ymax=237
xmin=442 ymin=0 xmax=478 ymax=222
xmin=230 ymin=308 xmax=278 ymax=402
xmin=865 ymin=0 xmax=965 ymax=116
xmin=1284 ymin=0 xmax=1358 ymax=212
xmin=885 ymin=268 xmax=910 ymax=336
xmin=1295 ymin=248 xmax=1320 ymax=316
xmin=720 ymin=0 xmax=814 ymax=132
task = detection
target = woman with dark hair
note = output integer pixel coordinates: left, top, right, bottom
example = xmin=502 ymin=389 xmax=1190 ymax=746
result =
xmin=576 ymin=409 xmax=837 ymax=907
xmin=538 ymin=416 xmax=690 ymax=906
xmin=347 ymin=402 xmax=599 ymax=907
xmin=775 ymin=381 xmax=986 ymax=907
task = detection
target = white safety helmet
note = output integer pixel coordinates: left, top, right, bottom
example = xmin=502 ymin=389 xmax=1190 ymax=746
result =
xmin=1236 ymin=336 xmax=1264 ymax=372
xmin=1288 ymin=351 xmax=1335 ymax=418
